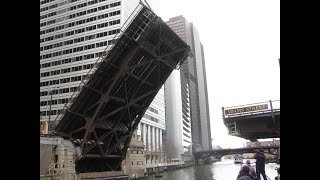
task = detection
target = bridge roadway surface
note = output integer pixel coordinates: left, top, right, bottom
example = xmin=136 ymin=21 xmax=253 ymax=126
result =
xmin=193 ymin=145 xmax=280 ymax=159
xmin=50 ymin=4 xmax=191 ymax=173
xmin=223 ymin=100 xmax=280 ymax=140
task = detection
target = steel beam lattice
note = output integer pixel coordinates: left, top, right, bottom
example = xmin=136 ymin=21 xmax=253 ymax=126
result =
xmin=50 ymin=4 xmax=191 ymax=173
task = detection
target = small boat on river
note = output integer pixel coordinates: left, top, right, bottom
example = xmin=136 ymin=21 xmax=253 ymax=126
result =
xmin=234 ymin=154 xmax=243 ymax=164
xmin=155 ymin=172 xmax=162 ymax=178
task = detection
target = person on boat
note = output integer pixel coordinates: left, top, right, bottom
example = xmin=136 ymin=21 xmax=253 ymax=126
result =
xmin=246 ymin=160 xmax=257 ymax=179
xmin=274 ymin=167 xmax=280 ymax=180
xmin=237 ymin=165 xmax=254 ymax=180
xmin=254 ymin=149 xmax=268 ymax=180
xmin=238 ymin=160 xmax=257 ymax=180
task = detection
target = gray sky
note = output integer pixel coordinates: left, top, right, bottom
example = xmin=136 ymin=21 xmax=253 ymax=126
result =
xmin=156 ymin=0 xmax=280 ymax=148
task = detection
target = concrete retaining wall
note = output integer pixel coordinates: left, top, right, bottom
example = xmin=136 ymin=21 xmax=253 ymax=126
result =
xmin=40 ymin=174 xmax=77 ymax=180
xmin=40 ymin=137 xmax=76 ymax=177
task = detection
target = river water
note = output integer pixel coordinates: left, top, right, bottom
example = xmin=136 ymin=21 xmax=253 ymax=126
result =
xmin=144 ymin=159 xmax=279 ymax=180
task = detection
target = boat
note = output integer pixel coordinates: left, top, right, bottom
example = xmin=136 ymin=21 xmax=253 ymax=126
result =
xmin=155 ymin=172 xmax=162 ymax=178
xmin=233 ymin=154 xmax=243 ymax=164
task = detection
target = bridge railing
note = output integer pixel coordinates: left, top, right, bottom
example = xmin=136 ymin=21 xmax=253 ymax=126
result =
xmin=146 ymin=161 xmax=184 ymax=168
xmin=223 ymin=100 xmax=280 ymax=119
xmin=272 ymin=100 xmax=280 ymax=111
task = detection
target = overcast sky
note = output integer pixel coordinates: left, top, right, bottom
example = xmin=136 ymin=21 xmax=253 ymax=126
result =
xmin=155 ymin=0 xmax=280 ymax=148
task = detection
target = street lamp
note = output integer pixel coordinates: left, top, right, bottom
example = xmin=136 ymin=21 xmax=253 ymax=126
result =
xmin=47 ymin=86 xmax=59 ymax=134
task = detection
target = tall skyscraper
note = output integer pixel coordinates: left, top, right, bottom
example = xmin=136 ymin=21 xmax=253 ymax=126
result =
xmin=191 ymin=25 xmax=212 ymax=150
xmin=164 ymin=15 xmax=212 ymax=161
xmin=40 ymin=0 xmax=164 ymax=163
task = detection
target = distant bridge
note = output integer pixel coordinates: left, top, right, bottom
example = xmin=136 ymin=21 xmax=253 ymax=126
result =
xmin=193 ymin=145 xmax=280 ymax=159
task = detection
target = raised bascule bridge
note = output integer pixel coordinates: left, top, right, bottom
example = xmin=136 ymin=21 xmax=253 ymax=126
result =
xmin=49 ymin=4 xmax=191 ymax=173
xmin=223 ymin=100 xmax=280 ymax=140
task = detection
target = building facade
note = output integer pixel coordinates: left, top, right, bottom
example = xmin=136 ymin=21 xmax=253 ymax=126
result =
xmin=40 ymin=0 xmax=165 ymax=172
xmin=164 ymin=15 xmax=212 ymax=161
xmin=40 ymin=0 xmax=133 ymax=124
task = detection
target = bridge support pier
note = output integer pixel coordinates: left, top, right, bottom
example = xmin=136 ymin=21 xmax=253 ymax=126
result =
xmin=195 ymin=158 xmax=199 ymax=165
xmin=215 ymin=155 xmax=222 ymax=161
xmin=277 ymin=146 xmax=280 ymax=164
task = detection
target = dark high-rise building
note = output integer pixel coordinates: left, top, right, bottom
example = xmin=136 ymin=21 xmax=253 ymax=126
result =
xmin=164 ymin=15 xmax=212 ymax=161
xmin=190 ymin=24 xmax=212 ymax=151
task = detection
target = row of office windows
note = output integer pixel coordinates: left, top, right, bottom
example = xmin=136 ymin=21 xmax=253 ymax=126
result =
xmin=183 ymin=126 xmax=190 ymax=133
xmin=41 ymin=43 xmax=94 ymax=60
xmin=40 ymin=10 xmax=120 ymax=35
xmin=40 ymin=86 xmax=79 ymax=97
xmin=183 ymin=132 xmax=191 ymax=139
xmin=183 ymin=139 xmax=191 ymax=144
xmin=40 ymin=1 xmax=72 ymax=13
xmin=40 ymin=108 xmax=72 ymax=116
xmin=40 ymin=53 xmax=94 ymax=68
xmin=143 ymin=114 xmax=159 ymax=123
xmin=129 ymin=150 xmax=144 ymax=155
xmin=41 ymin=2 xmax=119 ymax=27
xmin=40 ymin=63 xmax=95 ymax=77
xmin=40 ymin=109 xmax=61 ymax=116
xmin=40 ymin=0 xmax=99 ymax=20
xmin=148 ymin=107 xmax=159 ymax=114
xmin=183 ymin=119 xmax=190 ymax=128
xmin=40 ymin=75 xmax=85 ymax=87
xmin=40 ymin=33 xmax=118 ymax=60
xmin=40 ymin=98 xmax=69 ymax=106
xmin=40 ymin=33 xmax=112 ymax=52
xmin=40 ymin=51 xmax=109 ymax=69
xmin=40 ymin=0 xmax=89 ymax=13
xmin=40 ymin=0 xmax=57 ymax=6
xmin=40 ymin=21 xmax=119 ymax=52
xmin=40 ymin=0 xmax=115 ymax=14
xmin=41 ymin=1 xmax=121 ymax=25
xmin=40 ymin=19 xmax=120 ymax=44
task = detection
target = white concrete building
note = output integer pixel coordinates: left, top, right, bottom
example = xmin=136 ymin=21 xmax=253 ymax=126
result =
xmin=164 ymin=69 xmax=192 ymax=162
xmin=40 ymin=0 xmax=137 ymax=124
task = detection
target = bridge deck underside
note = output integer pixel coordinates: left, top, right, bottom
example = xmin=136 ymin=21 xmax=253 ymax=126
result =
xmin=51 ymin=6 xmax=190 ymax=173
xmin=224 ymin=112 xmax=280 ymax=140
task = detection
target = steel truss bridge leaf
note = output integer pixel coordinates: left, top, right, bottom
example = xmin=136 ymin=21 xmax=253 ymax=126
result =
xmin=50 ymin=4 xmax=191 ymax=173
